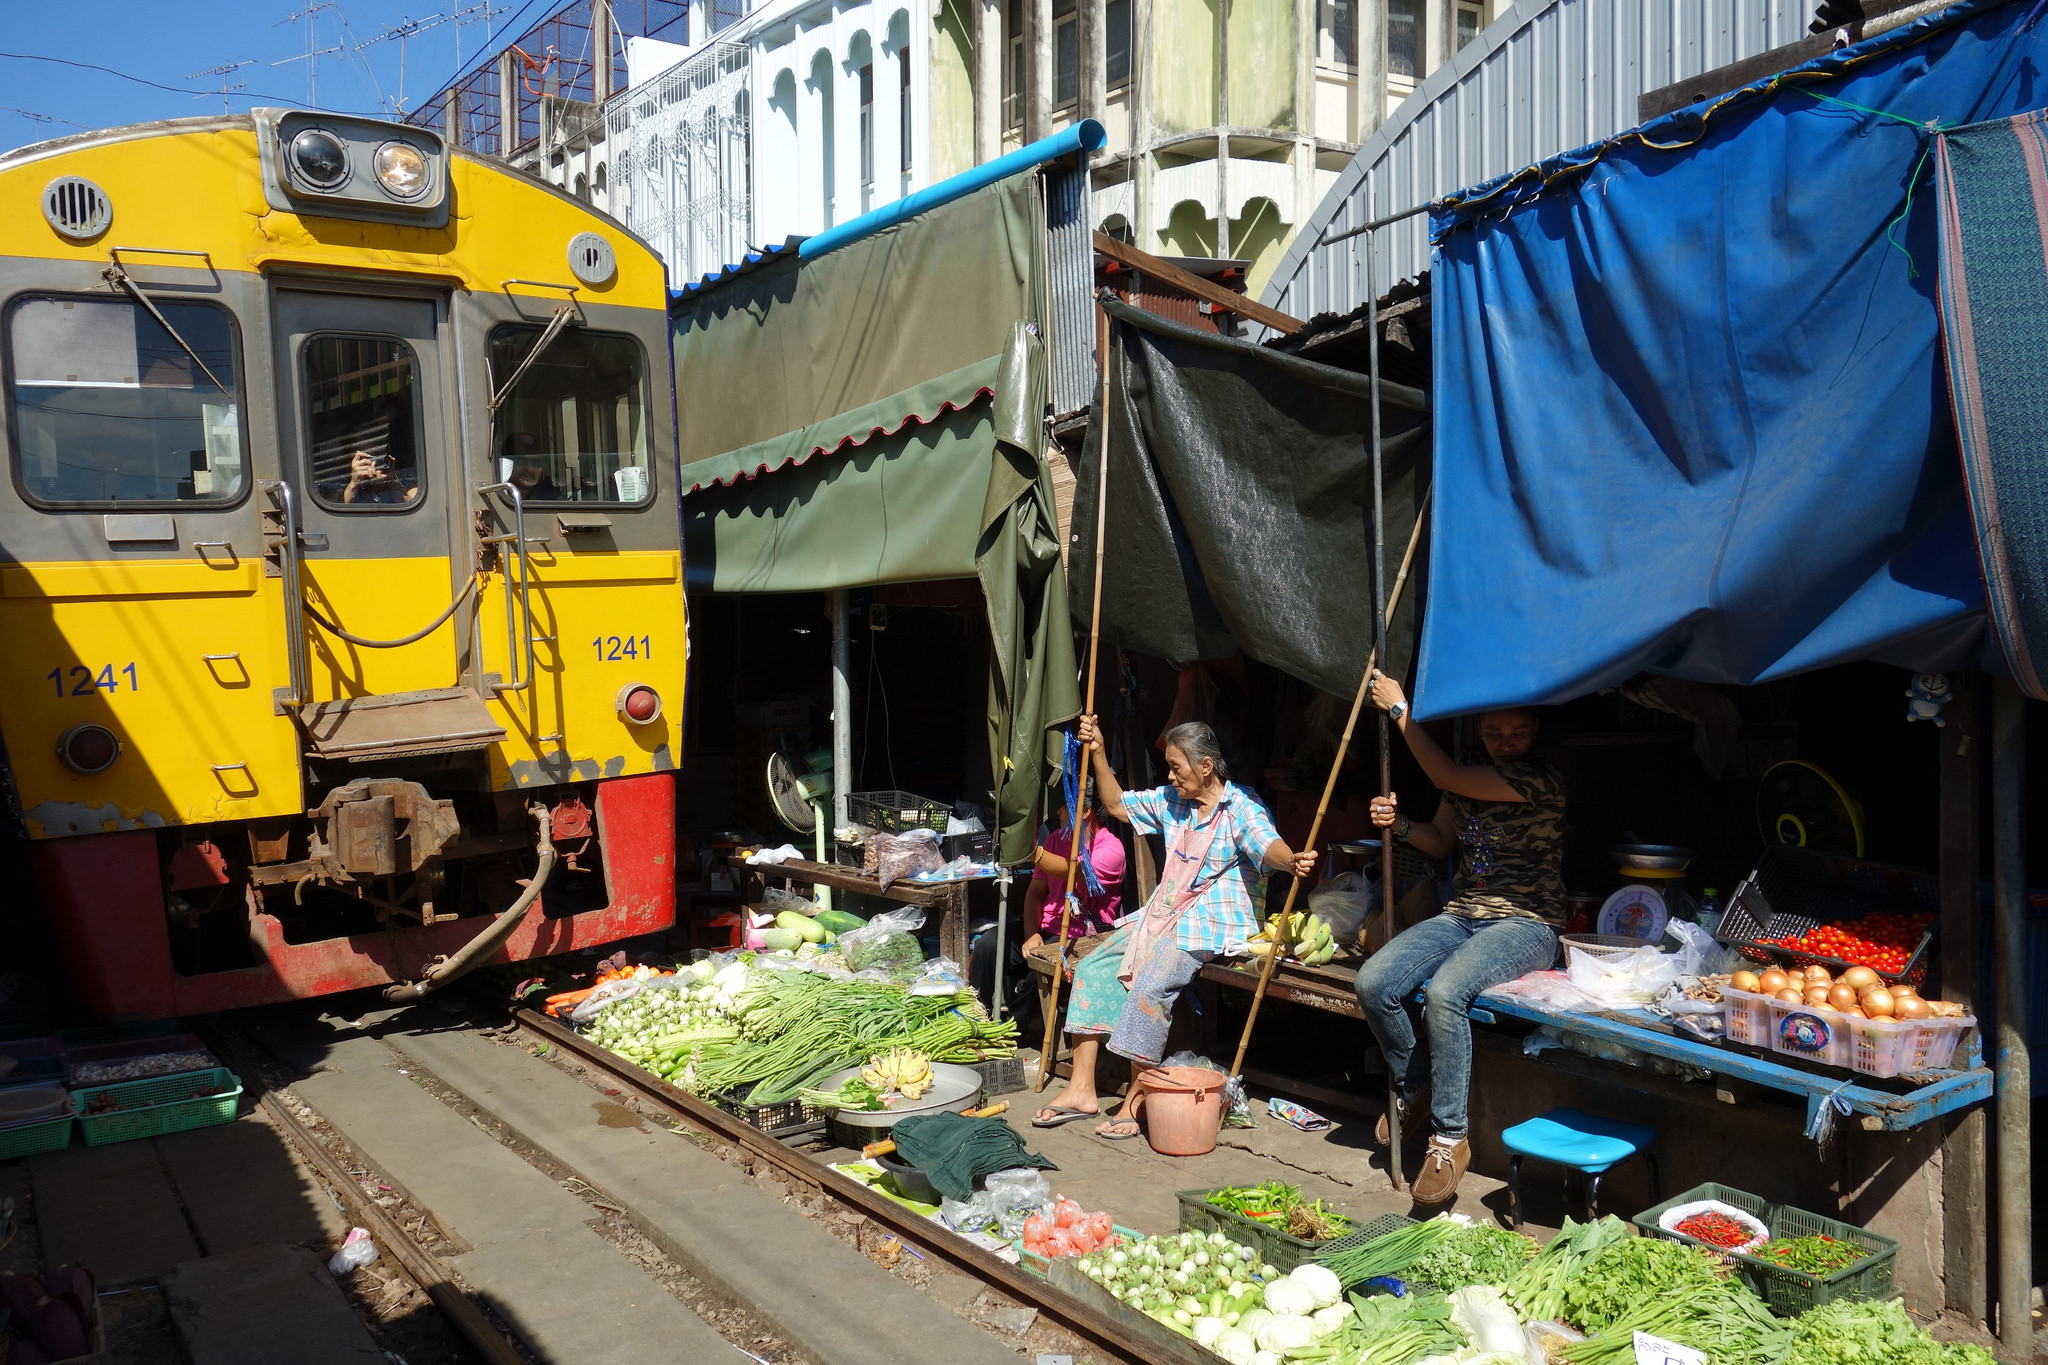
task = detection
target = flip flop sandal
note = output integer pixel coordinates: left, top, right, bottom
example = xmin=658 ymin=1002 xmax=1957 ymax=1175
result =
xmin=1095 ymin=1120 xmax=1144 ymax=1141
xmin=1031 ymin=1105 xmax=1101 ymax=1128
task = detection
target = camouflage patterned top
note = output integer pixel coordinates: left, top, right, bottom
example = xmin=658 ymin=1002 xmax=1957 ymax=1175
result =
xmin=1444 ymin=755 xmax=1566 ymax=924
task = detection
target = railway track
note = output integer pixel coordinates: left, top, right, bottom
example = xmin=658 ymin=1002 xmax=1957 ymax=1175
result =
xmin=201 ymin=997 xmax=1202 ymax=1365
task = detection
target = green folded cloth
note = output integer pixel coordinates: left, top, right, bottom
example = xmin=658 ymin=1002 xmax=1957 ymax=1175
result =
xmin=888 ymin=1113 xmax=1057 ymax=1203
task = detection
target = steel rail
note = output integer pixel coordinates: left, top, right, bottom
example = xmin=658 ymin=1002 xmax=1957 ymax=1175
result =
xmin=510 ymin=1007 xmax=1206 ymax=1365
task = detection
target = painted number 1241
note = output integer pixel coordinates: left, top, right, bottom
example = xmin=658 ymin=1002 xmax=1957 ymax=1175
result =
xmin=594 ymin=636 xmax=650 ymax=661
xmin=48 ymin=663 xmax=138 ymax=696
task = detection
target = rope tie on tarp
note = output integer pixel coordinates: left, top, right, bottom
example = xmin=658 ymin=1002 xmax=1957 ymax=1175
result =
xmin=1800 ymin=89 xmax=1949 ymax=276
xmin=1060 ymin=727 xmax=1106 ymax=899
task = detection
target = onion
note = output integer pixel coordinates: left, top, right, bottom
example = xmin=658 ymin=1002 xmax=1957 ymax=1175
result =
xmin=1843 ymin=1006 xmax=1867 ymax=1017
xmin=1776 ymin=988 xmax=1805 ymax=1003
xmin=1804 ymin=987 xmax=1832 ymax=1006
xmin=1896 ymin=995 xmax=1932 ymax=1020
xmin=1731 ymin=971 xmax=1762 ymax=994
xmin=1759 ymin=969 xmax=1791 ymax=994
xmin=1804 ymin=965 xmax=1833 ymax=984
xmin=1842 ymin=966 xmax=1880 ymax=992
xmin=1891 ymin=984 xmax=1918 ymax=1000
xmin=1828 ymin=983 xmax=1860 ymax=1010
xmin=1862 ymin=988 xmax=1896 ymax=1017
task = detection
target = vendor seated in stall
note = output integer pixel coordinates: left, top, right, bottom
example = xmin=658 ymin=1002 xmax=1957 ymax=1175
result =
xmin=968 ymin=792 xmax=1126 ymax=1037
xmin=1355 ymin=671 xmax=1565 ymax=1205
xmin=1034 ymin=716 xmax=1317 ymax=1139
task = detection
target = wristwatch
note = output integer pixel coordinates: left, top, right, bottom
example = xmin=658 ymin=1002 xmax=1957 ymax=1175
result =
xmin=1387 ymin=701 xmax=1408 ymax=722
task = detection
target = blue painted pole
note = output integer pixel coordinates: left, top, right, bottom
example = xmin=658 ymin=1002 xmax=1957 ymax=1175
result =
xmin=797 ymin=119 xmax=1106 ymax=261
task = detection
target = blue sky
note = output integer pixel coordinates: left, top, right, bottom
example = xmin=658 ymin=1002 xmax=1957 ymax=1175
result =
xmin=1 ymin=1 xmax=557 ymax=153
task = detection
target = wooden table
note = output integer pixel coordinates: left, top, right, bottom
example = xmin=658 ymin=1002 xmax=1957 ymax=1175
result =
xmin=751 ymin=858 xmax=972 ymax=965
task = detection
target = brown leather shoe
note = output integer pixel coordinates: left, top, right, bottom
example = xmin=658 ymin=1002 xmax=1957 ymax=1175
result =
xmin=1373 ymin=1088 xmax=1430 ymax=1146
xmin=1411 ymin=1135 xmax=1470 ymax=1205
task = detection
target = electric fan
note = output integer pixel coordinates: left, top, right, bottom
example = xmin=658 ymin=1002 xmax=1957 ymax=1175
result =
xmin=1755 ymin=759 xmax=1865 ymax=857
xmin=766 ymin=749 xmax=835 ymax=907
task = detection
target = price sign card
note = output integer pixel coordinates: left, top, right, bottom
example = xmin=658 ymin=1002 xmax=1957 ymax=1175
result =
xmin=1633 ymin=1331 xmax=1707 ymax=1365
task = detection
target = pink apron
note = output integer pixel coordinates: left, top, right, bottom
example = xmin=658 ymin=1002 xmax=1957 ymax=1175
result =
xmin=1117 ymin=802 xmax=1228 ymax=988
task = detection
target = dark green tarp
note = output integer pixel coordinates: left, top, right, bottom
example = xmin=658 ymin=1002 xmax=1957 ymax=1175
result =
xmin=1069 ymin=297 xmax=1432 ymax=700
xmin=673 ymin=179 xmax=1078 ymax=864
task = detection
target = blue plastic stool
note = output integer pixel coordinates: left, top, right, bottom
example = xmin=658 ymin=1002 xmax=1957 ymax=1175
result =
xmin=1500 ymin=1107 xmax=1659 ymax=1230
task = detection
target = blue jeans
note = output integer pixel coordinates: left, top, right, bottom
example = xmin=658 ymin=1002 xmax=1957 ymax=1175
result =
xmin=1353 ymin=912 xmax=1559 ymax=1140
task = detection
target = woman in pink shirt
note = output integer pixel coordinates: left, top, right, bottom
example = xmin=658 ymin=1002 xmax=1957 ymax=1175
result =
xmin=967 ymin=799 xmax=1125 ymax=1030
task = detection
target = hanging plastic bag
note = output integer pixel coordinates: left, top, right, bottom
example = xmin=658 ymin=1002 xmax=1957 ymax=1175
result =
xmin=1306 ymin=871 xmax=1375 ymax=944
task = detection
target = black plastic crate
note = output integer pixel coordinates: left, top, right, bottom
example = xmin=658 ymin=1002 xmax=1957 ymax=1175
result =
xmin=1714 ymin=846 xmax=1938 ymax=986
xmin=717 ymin=1086 xmax=825 ymax=1139
xmin=847 ymin=790 xmax=951 ymax=835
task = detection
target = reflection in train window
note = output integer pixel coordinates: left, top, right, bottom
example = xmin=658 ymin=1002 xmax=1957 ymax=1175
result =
xmin=304 ymin=335 xmax=424 ymax=511
xmin=488 ymin=326 xmax=651 ymax=504
xmin=8 ymin=296 xmax=247 ymax=505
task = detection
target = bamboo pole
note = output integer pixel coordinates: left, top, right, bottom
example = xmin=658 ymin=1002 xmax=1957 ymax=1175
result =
xmin=1226 ymin=485 xmax=1430 ymax=1083
xmin=1036 ymin=303 xmax=1115 ymax=1093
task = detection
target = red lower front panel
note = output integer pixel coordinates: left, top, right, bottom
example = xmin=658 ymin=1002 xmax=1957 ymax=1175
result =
xmin=35 ymin=773 xmax=676 ymax=1019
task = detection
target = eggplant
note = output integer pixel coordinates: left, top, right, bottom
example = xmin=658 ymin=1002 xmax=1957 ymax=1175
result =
xmin=11 ymin=1339 xmax=51 ymax=1365
xmin=1 ymin=1273 xmax=44 ymax=1323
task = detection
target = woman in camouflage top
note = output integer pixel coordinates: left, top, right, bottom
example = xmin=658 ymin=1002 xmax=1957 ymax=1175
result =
xmin=1352 ymin=670 xmax=1565 ymax=1205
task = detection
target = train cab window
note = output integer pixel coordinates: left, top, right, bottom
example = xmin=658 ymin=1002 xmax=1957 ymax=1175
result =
xmin=489 ymin=325 xmax=651 ymax=504
xmin=7 ymin=296 xmax=246 ymax=505
xmin=304 ymin=336 xmax=424 ymax=510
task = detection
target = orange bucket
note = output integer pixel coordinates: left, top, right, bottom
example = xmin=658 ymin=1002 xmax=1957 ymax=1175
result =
xmin=1137 ymin=1065 xmax=1228 ymax=1156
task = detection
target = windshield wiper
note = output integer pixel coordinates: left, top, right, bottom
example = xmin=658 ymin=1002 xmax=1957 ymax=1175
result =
xmin=101 ymin=263 xmax=231 ymax=396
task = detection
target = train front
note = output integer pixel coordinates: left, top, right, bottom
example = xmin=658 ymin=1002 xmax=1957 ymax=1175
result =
xmin=0 ymin=110 xmax=685 ymax=1017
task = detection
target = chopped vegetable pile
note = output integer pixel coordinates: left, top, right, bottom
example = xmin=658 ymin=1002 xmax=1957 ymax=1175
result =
xmin=1397 ymin=1219 xmax=1536 ymax=1292
xmin=1755 ymin=1234 xmax=1871 ymax=1276
xmin=1204 ymin=1181 xmax=1355 ymax=1241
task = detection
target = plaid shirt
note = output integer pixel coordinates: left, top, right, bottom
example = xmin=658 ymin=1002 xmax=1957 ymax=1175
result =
xmin=1121 ymin=782 xmax=1280 ymax=952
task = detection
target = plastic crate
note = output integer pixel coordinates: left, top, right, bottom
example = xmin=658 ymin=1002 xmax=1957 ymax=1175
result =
xmin=970 ymin=1055 xmax=1026 ymax=1097
xmin=1176 ymin=1190 xmax=1409 ymax=1273
xmin=1721 ymin=984 xmax=1777 ymax=1047
xmin=72 ymin=1067 xmax=241 ymax=1147
xmin=0 ymin=1037 xmax=66 ymax=1090
xmin=1014 ymin=1223 xmax=1147 ymax=1277
xmin=847 ymin=790 xmax=952 ymax=835
xmin=63 ymin=1032 xmax=214 ymax=1088
xmin=718 ymin=1086 xmax=824 ymax=1139
xmin=1846 ymin=1012 xmax=1977 ymax=1078
xmin=1715 ymin=847 xmax=1938 ymax=987
xmin=0 ymin=1111 xmax=72 ymax=1160
xmin=1634 ymin=1182 xmax=1897 ymax=1316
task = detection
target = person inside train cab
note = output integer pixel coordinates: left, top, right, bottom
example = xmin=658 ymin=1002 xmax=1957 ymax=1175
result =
xmin=502 ymin=429 xmax=563 ymax=501
xmin=339 ymin=448 xmax=420 ymax=505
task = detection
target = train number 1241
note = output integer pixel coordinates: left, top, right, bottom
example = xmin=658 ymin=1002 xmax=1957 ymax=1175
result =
xmin=47 ymin=663 xmax=138 ymax=697
xmin=594 ymin=636 xmax=651 ymax=661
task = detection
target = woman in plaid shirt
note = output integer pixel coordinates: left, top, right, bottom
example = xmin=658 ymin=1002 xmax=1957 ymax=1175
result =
xmin=1034 ymin=715 xmax=1317 ymax=1140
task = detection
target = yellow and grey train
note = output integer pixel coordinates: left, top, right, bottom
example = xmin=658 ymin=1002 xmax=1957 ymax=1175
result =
xmin=0 ymin=109 xmax=686 ymax=1017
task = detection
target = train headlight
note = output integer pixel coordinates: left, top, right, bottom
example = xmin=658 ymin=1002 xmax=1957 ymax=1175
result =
xmin=289 ymin=128 xmax=351 ymax=190
xmin=56 ymin=723 xmax=121 ymax=775
xmin=372 ymin=141 xmax=430 ymax=199
xmin=616 ymin=684 xmax=663 ymax=726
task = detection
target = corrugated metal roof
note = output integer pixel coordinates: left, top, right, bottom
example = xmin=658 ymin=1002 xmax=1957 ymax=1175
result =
xmin=1258 ymin=0 xmax=1812 ymax=329
xmin=669 ymin=236 xmax=807 ymax=304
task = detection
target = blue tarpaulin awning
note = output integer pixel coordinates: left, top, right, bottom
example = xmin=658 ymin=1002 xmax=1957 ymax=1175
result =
xmin=1415 ymin=0 xmax=2039 ymax=718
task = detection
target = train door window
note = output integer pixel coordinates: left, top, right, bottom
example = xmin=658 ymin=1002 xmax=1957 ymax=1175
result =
xmin=303 ymin=335 xmax=425 ymax=510
xmin=487 ymin=326 xmax=651 ymax=504
xmin=7 ymin=295 xmax=246 ymax=505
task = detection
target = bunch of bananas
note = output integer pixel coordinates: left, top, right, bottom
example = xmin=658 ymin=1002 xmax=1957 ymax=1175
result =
xmin=1246 ymin=910 xmax=1338 ymax=966
xmin=861 ymin=1047 xmax=934 ymax=1099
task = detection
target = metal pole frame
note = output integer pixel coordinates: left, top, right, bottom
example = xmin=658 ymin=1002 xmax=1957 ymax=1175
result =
xmin=1991 ymin=679 xmax=2030 ymax=1348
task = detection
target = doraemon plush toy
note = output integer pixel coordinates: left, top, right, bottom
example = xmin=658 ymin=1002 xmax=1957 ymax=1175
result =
xmin=1906 ymin=673 xmax=1952 ymax=727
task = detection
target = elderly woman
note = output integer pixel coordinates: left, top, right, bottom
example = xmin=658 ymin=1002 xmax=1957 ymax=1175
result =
xmin=1034 ymin=715 xmax=1316 ymax=1139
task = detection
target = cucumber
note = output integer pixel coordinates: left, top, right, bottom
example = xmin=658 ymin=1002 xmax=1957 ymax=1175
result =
xmin=815 ymin=908 xmax=867 ymax=936
xmin=760 ymin=926 xmax=803 ymax=951
xmin=775 ymin=910 xmax=827 ymax=943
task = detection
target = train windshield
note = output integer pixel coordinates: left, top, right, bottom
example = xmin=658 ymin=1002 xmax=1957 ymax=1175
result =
xmin=488 ymin=325 xmax=652 ymax=504
xmin=7 ymin=296 xmax=245 ymax=505
xmin=304 ymin=336 xmax=424 ymax=511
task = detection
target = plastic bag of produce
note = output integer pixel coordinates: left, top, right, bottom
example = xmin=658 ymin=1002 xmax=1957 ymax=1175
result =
xmin=840 ymin=907 xmax=927 ymax=976
xmin=1565 ymin=943 xmax=1679 ymax=1007
xmin=872 ymin=829 xmax=945 ymax=890
xmin=1306 ymin=871 xmax=1374 ymax=944
xmin=984 ymin=1166 xmax=1052 ymax=1239
xmin=941 ymin=1191 xmax=996 ymax=1233
xmin=569 ymin=975 xmax=645 ymax=1022
xmin=909 ymin=957 xmax=969 ymax=996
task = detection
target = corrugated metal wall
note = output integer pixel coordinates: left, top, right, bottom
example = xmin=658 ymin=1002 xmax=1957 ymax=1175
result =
xmin=1259 ymin=0 xmax=1811 ymax=327
xmin=1045 ymin=158 xmax=1095 ymax=419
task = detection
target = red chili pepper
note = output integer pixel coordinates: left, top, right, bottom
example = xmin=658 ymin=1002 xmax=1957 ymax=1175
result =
xmin=1675 ymin=1211 xmax=1756 ymax=1249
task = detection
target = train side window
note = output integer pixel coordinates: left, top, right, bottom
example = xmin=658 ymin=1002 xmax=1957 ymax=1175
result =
xmin=304 ymin=335 xmax=425 ymax=511
xmin=7 ymin=295 xmax=247 ymax=506
xmin=488 ymin=325 xmax=652 ymax=505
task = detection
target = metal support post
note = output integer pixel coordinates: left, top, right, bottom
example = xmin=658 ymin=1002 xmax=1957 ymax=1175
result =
xmin=1991 ymin=678 xmax=2030 ymax=1349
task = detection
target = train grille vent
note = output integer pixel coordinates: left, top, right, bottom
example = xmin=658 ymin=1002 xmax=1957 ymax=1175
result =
xmin=44 ymin=177 xmax=112 ymax=241
xmin=567 ymin=232 xmax=616 ymax=286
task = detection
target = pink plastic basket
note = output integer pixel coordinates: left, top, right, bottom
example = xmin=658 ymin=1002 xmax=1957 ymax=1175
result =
xmin=1845 ymin=1013 xmax=1975 ymax=1078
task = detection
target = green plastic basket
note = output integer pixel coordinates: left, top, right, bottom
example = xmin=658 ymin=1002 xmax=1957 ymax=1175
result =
xmin=72 ymin=1066 xmax=241 ymax=1147
xmin=1633 ymin=1181 xmax=1897 ymax=1316
xmin=1177 ymin=1188 xmax=1410 ymax=1274
xmin=0 ymin=1112 xmax=72 ymax=1160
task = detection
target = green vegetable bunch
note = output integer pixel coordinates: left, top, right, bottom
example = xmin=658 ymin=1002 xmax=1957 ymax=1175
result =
xmin=1204 ymin=1181 xmax=1355 ymax=1240
xmin=1316 ymin=1217 xmax=1463 ymax=1287
xmin=1399 ymin=1221 xmax=1537 ymax=1292
xmin=1322 ymin=1290 xmax=1460 ymax=1365
xmin=1503 ymin=1215 xmax=1631 ymax=1323
xmin=1561 ymin=1236 xmax=1728 ymax=1334
xmin=1784 ymin=1298 xmax=1999 ymax=1365
xmin=1563 ymin=1276 xmax=1790 ymax=1365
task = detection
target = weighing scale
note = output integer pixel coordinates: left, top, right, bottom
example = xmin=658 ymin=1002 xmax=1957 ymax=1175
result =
xmin=1600 ymin=844 xmax=1702 ymax=940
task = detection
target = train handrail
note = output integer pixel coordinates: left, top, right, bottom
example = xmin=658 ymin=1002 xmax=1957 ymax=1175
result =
xmin=261 ymin=480 xmax=310 ymax=710
xmin=475 ymin=481 xmax=535 ymax=695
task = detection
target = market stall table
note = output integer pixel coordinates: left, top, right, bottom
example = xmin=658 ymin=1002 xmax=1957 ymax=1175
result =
xmin=753 ymin=858 xmax=974 ymax=965
xmin=1194 ymin=958 xmax=1992 ymax=1131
